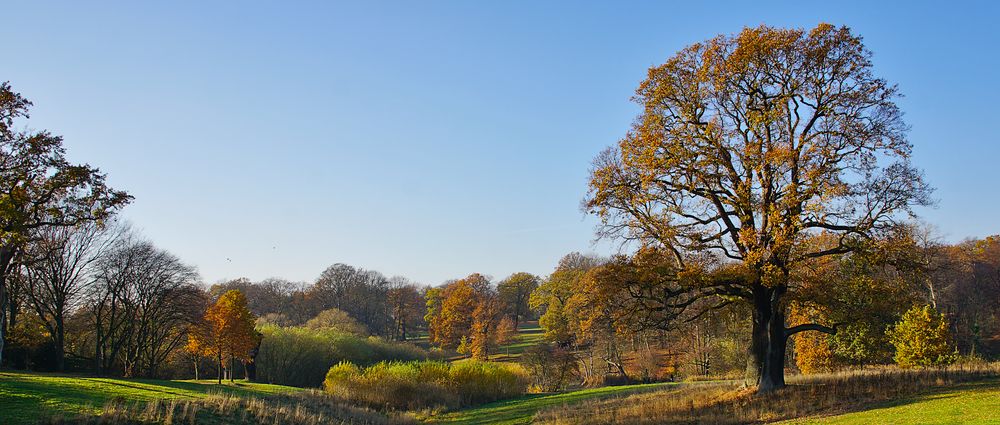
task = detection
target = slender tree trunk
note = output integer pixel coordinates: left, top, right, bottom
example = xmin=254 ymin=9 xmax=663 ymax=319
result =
xmin=0 ymin=246 xmax=15 ymax=367
xmin=217 ymin=352 xmax=223 ymax=385
xmin=95 ymin=325 xmax=103 ymax=376
xmin=194 ymin=360 xmax=199 ymax=380
xmin=56 ymin=317 xmax=66 ymax=372
xmin=0 ymin=277 xmax=5 ymax=368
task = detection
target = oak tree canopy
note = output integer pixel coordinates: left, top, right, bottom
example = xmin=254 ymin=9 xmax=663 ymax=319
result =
xmin=585 ymin=23 xmax=931 ymax=392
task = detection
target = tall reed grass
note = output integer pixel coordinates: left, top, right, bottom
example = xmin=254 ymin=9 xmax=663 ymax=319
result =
xmin=324 ymin=360 xmax=530 ymax=410
xmin=39 ymin=390 xmax=414 ymax=425
xmin=255 ymin=325 xmax=428 ymax=387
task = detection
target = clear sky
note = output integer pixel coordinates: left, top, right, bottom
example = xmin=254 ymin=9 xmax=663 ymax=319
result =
xmin=3 ymin=1 xmax=998 ymax=286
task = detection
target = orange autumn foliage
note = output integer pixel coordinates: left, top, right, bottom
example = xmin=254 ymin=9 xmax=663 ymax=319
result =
xmin=789 ymin=304 xmax=833 ymax=374
xmin=187 ymin=289 xmax=259 ymax=382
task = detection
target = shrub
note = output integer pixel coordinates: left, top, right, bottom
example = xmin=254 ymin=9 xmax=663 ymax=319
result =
xmin=255 ymin=325 xmax=427 ymax=387
xmin=305 ymin=308 xmax=368 ymax=335
xmin=520 ymin=344 xmax=579 ymax=391
xmin=323 ymin=360 xmax=529 ymax=410
xmin=887 ymin=305 xmax=957 ymax=368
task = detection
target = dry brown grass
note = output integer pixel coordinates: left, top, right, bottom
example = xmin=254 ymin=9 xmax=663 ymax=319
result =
xmin=39 ymin=390 xmax=416 ymax=425
xmin=533 ymin=362 xmax=1000 ymax=424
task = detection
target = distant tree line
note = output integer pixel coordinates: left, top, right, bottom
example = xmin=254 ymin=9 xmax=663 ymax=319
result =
xmin=207 ymin=265 xmax=427 ymax=341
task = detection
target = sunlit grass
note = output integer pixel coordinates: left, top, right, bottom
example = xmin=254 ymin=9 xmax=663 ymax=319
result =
xmin=784 ymin=380 xmax=1000 ymax=424
xmin=0 ymin=370 xmax=301 ymax=424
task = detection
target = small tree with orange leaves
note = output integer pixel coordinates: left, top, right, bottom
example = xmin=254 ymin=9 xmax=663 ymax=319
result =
xmin=187 ymin=290 xmax=258 ymax=384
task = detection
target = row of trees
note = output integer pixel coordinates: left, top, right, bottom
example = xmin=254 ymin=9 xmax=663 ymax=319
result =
xmin=523 ymin=228 xmax=999 ymax=387
xmin=5 ymin=221 xmax=208 ymax=377
xmin=207 ymin=265 xmax=426 ymax=341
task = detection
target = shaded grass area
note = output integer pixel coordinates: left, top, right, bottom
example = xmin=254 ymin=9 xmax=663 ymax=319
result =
xmin=0 ymin=370 xmax=300 ymax=424
xmin=786 ymin=379 xmax=1000 ymax=424
xmin=424 ymin=382 xmax=675 ymax=425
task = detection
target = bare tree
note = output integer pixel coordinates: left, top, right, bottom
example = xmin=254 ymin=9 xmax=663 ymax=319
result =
xmin=89 ymin=231 xmax=203 ymax=377
xmin=22 ymin=223 xmax=116 ymax=370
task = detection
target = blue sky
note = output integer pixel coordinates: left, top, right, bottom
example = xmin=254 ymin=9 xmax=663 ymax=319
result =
xmin=3 ymin=1 xmax=998 ymax=286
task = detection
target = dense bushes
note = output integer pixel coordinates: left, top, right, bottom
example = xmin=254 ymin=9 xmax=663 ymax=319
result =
xmin=324 ymin=360 xmax=529 ymax=410
xmin=255 ymin=325 xmax=427 ymax=387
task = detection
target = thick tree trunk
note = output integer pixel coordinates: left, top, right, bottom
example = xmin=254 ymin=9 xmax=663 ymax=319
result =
xmin=746 ymin=284 xmax=788 ymax=393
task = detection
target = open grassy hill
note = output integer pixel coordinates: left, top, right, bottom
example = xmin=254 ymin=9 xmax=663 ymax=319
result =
xmin=0 ymin=371 xmax=300 ymax=424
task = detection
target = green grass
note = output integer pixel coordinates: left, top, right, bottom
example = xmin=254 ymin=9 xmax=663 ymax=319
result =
xmin=0 ymin=370 xmax=301 ymax=424
xmin=786 ymin=379 xmax=1000 ymax=425
xmin=424 ymin=382 xmax=675 ymax=425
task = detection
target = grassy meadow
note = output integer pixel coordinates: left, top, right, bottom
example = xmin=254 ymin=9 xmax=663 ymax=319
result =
xmin=0 ymin=371 xmax=300 ymax=424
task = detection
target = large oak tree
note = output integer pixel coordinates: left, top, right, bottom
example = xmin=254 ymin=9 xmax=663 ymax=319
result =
xmin=585 ymin=24 xmax=930 ymax=392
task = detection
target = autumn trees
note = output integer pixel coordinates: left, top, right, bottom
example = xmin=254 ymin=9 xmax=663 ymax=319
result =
xmin=425 ymin=272 xmax=539 ymax=360
xmin=188 ymin=290 xmax=259 ymax=384
xmin=586 ymin=24 xmax=930 ymax=392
